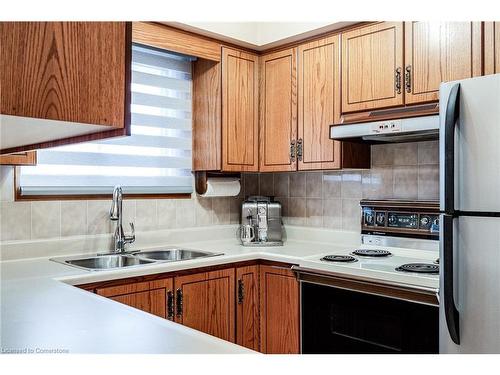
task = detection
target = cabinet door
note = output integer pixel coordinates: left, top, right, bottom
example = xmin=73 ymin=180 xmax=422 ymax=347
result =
xmin=221 ymin=47 xmax=259 ymax=172
xmin=236 ymin=265 xmax=260 ymax=351
xmin=259 ymin=48 xmax=297 ymax=172
xmin=0 ymin=152 xmax=36 ymax=166
xmin=485 ymin=22 xmax=500 ymax=75
xmin=174 ymin=268 xmax=235 ymax=342
xmin=96 ymin=279 xmax=174 ymax=320
xmin=298 ymin=36 xmax=341 ymax=170
xmin=192 ymin=58 xmax=222 ymax=171
xmin=342 ymin=22 xmax=404 ymax=113
xmin=259 ymin=265 xmax=300 ymax=354
xmin=404 ymin=22 xmax=482 ymax=104
xmin=0 ymin=22 xmax=130 ymax=154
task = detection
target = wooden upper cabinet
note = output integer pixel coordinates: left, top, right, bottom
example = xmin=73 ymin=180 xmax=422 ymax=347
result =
xmin=0 ymin=22 xmax=130 ymax=154
xmin=260 ymin=265 xmax=300 ymax=354
xmin=485 ymin=22 xmax=500 ymax=75
xmin=342 ymin=22 xmax=404 ymax=113
xmin=298 ymin=35 xmax=341 ymax=170
xmin=404 ymin=22 xmax=482 ymax=104
xmin=132 ymin=22 xmax=221 ymax=62
xmin=221 ymin=47 xmax=259 ymax=172
xmin=192 ymin=58 xmax=222 ymax=171
xmin=96 ymin=279 xmax=174 ymax=320
xmin=259 ymin=48 xmax=297 ymax=172
xmin=174 ymin=268 xmax=235 ymax=342
xmin=236 ymin=265 xmax=260 ymax=351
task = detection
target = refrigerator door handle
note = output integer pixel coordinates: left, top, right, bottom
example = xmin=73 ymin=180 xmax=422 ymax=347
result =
xmin=443 ymin=83 xmax=460 ymax=215
xmin=443 ymin=215 xmax=460 ymax=344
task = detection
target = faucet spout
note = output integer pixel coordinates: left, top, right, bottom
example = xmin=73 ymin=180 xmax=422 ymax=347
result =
xmin=110 ymin=186 xmax=135 ymax=253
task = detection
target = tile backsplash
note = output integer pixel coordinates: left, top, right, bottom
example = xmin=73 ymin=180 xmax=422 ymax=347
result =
xmin=0 ymin=141 xmax=439 ymax=243
xmin=241 ymin=140 xmax=439 ymax=231
xmin=0 ymin=166 xmax=242 ymax=242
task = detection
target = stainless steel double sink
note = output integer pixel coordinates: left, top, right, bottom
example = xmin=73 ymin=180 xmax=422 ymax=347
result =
xmin=50 ymin=248 xmax=223 ymax=271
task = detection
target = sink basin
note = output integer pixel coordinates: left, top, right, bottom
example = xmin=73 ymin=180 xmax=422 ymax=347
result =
xmin=133 ymin=248 xmax=223 ymax=262
xmin=52 ymin=254 xmax=155 ymax=271
xmin=51 ymin=248 xmax=223 ymax=271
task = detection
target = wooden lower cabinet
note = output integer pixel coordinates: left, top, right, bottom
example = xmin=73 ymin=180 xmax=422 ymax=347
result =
xmin=88 ymin=262 xmax=301 ymax=353
xmin=174 ymin=268 xmax=235 ymax=343
xmin=259 ymin=265 xmax=300 ymax=354
xmin=96 ymin=278 xmax=174 ymax=320
xmin=236 ymin=265 xmax=260 ymax=351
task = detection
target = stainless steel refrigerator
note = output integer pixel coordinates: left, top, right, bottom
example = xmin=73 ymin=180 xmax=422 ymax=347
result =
xmin=439 ymin=74 xmax=500 ymax=353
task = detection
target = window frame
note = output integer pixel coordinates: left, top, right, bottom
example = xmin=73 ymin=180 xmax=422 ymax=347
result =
xmin=13 ymin=166 xmax=192 ymax=201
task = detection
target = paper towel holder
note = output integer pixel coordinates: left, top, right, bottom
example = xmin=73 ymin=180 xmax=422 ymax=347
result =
xmin=194 ymin=171 xmax=241 ymax=195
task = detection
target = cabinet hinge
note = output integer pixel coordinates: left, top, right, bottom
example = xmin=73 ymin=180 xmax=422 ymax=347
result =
xmin=290 ymin=140 xmax=296 ymax=162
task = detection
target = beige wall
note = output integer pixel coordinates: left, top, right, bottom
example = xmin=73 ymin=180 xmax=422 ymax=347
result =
xmin=0 ymin=141 xmax=439 ymax=243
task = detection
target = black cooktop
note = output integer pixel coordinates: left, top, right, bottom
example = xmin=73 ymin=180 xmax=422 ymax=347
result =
xmin=395 ymin=263 xmax=439 ymax=274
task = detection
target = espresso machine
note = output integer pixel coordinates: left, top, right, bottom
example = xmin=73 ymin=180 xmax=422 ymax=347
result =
xmin=239 ymin=196 xmax=283 ymax=246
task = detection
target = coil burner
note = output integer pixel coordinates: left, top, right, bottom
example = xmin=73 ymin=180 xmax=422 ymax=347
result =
xmin=395 ymin=263 xmax=439 ymax=274
xmin=320 ymin=255 xmax=358 ymax=263
xmin=351 ymin=249 xmax=392 ymax=257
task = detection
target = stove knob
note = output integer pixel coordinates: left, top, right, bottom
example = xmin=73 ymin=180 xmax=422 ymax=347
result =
xmin=388 ymin=215 xmax=396 ymax=224
xmin=420 ymin=216 xmax=429 ymax=226
xmin=376 ymin=213 xmax=385 ymax=225
xmin=365 ymin=213 xmax=374 ymax=225
xmin=433 ymin=218 xmax=439 ymax=227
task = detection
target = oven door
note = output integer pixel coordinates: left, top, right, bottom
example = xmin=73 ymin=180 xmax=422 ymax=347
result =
xmin=301 ymin=281 xmax=438 ymax=354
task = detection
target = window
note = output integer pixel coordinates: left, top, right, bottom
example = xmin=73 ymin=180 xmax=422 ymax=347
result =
xmin=18 ymin=44 xmax=194 ymax=197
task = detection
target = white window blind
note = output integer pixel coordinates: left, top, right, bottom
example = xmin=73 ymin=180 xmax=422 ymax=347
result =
xmin=19 ymin=44 xmax=194 ymax=196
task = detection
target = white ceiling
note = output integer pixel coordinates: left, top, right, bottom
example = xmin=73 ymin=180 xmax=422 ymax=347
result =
xmin=164 ymin=21 xmax=357 ymax=51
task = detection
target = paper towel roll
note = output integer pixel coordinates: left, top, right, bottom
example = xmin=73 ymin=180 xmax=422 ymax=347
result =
xmin=199 ymin=177 xmax=241 ymax=197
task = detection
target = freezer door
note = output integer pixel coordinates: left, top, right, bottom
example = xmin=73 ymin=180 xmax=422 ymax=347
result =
xmin=439 ymin=216 xmax=500 ymax=353
xmin=439 ymin=74 xmax=500 ymax=213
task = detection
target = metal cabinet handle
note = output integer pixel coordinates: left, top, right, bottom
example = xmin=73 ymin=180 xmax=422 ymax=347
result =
xmin=405 ymin=65 xmax=412 ymax=93
xmin=395 ymin=67 xmax=402 ymax=94
xmin=290 ymin=140 xmax=296 ymax=162
xmin=167 ymin=290 xmax=174 ymax=320
xmin=296 ymin=138 xmax=303 ymax=161
xmin=237 ymin=279 xmax=244 ymax=304
xmin=176 ymin=288 xmax=183 ymax=318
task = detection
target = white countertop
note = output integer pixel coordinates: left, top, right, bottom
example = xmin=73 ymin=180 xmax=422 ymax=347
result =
xmin=0 ymin=226 xmax=439 ymax=354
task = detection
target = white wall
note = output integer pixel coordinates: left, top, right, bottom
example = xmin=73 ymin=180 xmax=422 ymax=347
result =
xmin=167 ymin=21 xmax=356 ymax=50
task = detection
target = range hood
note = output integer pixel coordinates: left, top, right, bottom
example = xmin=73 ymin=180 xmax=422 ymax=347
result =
xmin=329 ymin=115 xmax=439 ymax=143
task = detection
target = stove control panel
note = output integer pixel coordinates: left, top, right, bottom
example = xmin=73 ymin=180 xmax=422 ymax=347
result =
xmin=361 ymin=200 xmax=439 ymax=240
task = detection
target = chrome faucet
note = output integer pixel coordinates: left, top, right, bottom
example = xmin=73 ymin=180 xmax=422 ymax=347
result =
xmin=109 ymin=186 xmax=135 ymax=253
